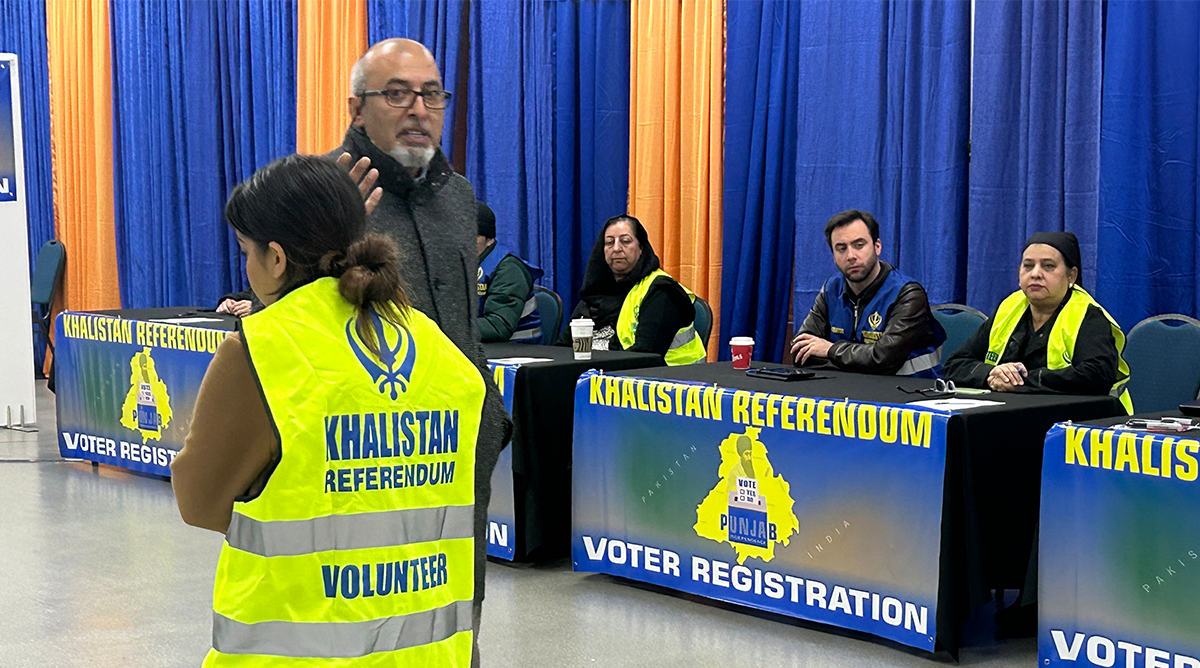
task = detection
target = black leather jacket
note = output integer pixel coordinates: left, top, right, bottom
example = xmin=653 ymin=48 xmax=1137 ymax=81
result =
xmin=795 ymin=262 xmax=940 ymax=374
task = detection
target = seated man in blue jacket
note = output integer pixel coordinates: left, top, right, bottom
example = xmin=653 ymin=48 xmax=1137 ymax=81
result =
xmin=476 ymin=201 xmax=545 ymax=343
xmin=791 ymin=209 xmax=946 ymax=377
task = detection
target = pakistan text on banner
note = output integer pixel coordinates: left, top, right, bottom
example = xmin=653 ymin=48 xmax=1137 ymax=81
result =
xmin=486 ymin=362 xmax=519 ymax=560
xmin=1039 ymin=424 xmax=1200 ymax=668
xmin=55 ymin=313 xmax=228 ymax=475
xmin=571 ymin=371 xmax=949 ymax=651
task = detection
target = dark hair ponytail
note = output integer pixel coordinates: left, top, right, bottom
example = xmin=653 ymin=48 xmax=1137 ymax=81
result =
xmin=320 ymin=234 xmax=412 ymax=356
xmin=225 ymin=154 xmax=411 ymax=357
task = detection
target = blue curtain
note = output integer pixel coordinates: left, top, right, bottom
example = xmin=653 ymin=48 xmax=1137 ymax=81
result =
xmin=792 ymin=1 xmax=971 ymax=324
xmin=1098 ymin=1 xmax=1200 ymax=328
xmin=720 ymin=0 xmax=801 ymax=363
xmin=0 ymin=0 xmax=54 ymax=370
xmin=967 ymin=0 xmax=1103 ymax=316
xmin=110 ymin=0 xmax=295 ymax=309
xmin=465 ymin=0 xmax=629 ymax=304
xmin=367 ymin=0 xmax=465 ymax=161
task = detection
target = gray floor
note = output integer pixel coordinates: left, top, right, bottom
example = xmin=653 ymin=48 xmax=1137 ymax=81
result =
xmin=0 ymin=381 xmax=1037 ymax=667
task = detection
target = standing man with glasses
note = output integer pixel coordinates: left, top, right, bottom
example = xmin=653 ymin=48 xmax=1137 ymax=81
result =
xmin=332 ymin=38 xmax=510 ymax=666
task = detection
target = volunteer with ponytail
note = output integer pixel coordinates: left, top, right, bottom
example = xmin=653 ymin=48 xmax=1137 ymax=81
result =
xmin=944 ymin=231 xmax=1132 ymax=412
xmin=171 ymin=154 xmax=483 ymax=666
xmin=557 ymin=214 xmax=706 ymax=365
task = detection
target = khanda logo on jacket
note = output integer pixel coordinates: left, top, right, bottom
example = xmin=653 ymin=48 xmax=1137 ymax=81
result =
xmin=346 ymin=309 xmax=417 ymax=400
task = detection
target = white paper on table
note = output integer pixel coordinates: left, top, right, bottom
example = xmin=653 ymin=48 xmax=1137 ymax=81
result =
xmin=906 ymin=398 xmax=1005 ymax=411
xmin=486 ymin=357 xmax=554 ymax=366
xmin=149 ymin=317 xmax=228 ymax=324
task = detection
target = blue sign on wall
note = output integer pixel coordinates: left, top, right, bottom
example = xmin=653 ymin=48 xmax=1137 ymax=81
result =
xmin=0 ymin=62 xmax=17 ymax=203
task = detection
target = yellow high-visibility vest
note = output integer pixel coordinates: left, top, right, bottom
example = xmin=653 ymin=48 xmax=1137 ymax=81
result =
xmin=204 ymin=277 xmax=484 ymax=667
xmin=617 ymin=270 xmax=707 ymax=365
xmin=987 ymin=285 xmax=1132 ymax=414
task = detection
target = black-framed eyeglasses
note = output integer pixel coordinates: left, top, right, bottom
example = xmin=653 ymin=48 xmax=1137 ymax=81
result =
xmin=359 ymin=87 xmax=451 ymax=110
xmin=897 ymin=378 xmax=956 ymax=397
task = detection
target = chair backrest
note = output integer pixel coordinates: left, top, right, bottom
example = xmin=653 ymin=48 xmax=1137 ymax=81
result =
xmin=693 ymin=296 xmax=714 ymax=348
xmin=533 ymin=286 xmax=563 ymax=346
xmin=931 ymin=303 xmax=987 ymax=358
xmin=1124 ymin=314 xmax=1200 ymax=413
xmin=31 ymin=240 xmax=66 ymax=307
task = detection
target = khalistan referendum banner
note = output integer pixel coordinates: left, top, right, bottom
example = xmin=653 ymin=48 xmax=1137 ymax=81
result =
xmin=571 ymin=370 xmax=950 ymax=651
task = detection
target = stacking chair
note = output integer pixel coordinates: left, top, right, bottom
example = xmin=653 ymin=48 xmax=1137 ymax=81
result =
xmin=932 ymin=303 xmax=987 ymax=358
xmin=693 ymin=296 xmax=714 ymax=349
xmin=532 ymin=286 xmax=563 ymax=346
xmin=31 ymin=240 xmax=66 ymax=359
xmin=1123 ymin=314 xmax=1200 ymax=413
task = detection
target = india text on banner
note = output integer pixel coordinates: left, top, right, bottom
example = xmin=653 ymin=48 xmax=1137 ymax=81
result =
xmin=571 ymin=371 xmax=948 ymax=651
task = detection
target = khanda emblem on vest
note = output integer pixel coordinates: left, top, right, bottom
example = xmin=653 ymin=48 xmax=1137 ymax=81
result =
xmin=346 ymin=310 xmax=417 ymax=400
xmin=867 ymin=311 xmax=883 ymax=330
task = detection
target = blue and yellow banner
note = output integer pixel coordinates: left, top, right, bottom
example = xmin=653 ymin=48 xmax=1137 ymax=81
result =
xmin=54 ymin=312 xmax=226 ymax=475
xmin=486 ymin=362 xmax=518 ymax=560
xmin=571 ymin=371 xmax=950 ymax=651
xmin=1040 ymin=424 xmax=1200 ymax=667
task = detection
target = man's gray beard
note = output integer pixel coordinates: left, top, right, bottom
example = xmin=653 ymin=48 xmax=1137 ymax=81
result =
xmin=389 ymin=144 xmax=435 ymax=170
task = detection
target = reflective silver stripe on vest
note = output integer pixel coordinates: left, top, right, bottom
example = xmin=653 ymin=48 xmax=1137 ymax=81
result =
xmin=226 ymin=504 xmax=474 ymax=558
xmin=896 ymin=346 xmax=943 ymax=376
xmin=670 ymin=326 xmax=698 ymax=351
xmin=213 ymin=599 xmax=472 ymax=659
xmin=508 ymin=297 xmax=542 ymax=341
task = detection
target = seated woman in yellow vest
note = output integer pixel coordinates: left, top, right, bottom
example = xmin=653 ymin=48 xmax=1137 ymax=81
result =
xmin=944 ymin=231 xmax=1132 ymax=412
xmin=556 ymin=214 xmax=706 ymax=365
xmin=171 ymin=155 xmax=483 ymax=667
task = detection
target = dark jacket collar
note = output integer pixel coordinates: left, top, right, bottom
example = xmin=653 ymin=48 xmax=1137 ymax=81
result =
xmin=340 ymin=126 xmax=455 ymax=201
xmin=840 ymin=261 xmax=894 ymax=307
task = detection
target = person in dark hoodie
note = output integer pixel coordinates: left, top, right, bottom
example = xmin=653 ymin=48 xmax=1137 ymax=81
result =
xmin=332 ymin=38 xmax=510 ymax=665
xmin=557 ymin=214 xmax=706 ymax=365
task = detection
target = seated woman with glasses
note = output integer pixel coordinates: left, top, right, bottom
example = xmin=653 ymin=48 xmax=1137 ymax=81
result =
xmin=943 ymin=232 xmax=1132 ymax=412
xmin=556 ymin=215 xmax=706 ymax=365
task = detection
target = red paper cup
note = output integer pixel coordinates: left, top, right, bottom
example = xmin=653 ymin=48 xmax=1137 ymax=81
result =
xmin=730 ymin=337 xmax=754 ymax=370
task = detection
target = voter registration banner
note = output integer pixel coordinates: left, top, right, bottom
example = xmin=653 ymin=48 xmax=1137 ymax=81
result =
xmin=55 ymin=312 xmax=226 ymax=476
xmin=571 ymin=371 xmax=950 ymax=651
xmin=485 ymin=362 xmax=519 ymax=560
xmin=1040 ymin=424 xmax=1200 ymax=668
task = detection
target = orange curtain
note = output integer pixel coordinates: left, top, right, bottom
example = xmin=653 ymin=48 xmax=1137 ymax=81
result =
xmin=45 ymin=0 xmax=120 ymax=312
xmin=629 ymin=0 xmax=725 ymax=356
xmin=296 ymin=0 xmax=369 ymax=154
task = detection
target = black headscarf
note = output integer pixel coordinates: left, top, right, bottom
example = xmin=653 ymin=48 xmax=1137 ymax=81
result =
xmin=1024 ymin=231 xmax=1083 ymax=286
xmin=577 ymin=215 xmax=661 ymax=328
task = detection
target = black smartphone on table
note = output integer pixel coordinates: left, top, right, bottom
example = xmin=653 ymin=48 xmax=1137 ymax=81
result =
xmin=745 ymin=367 xmax=815 ymax=382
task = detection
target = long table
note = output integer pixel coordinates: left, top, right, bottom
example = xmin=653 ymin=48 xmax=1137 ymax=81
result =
xmin=571 ymin=363 xmax=1125 ymax=654
xmin=1039 ymin=411 xmax=1200 ymax=667
xmin=484 ymin=343 xmax=663 ymax=560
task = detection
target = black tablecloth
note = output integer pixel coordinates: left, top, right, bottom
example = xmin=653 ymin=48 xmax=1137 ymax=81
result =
xmin=612 ymin=362 xmax=1126 ymax=654
xmin=84 ymin=307 xmax=239 ymax=331
xmin=484 ymin=343 xmax=664 ymax=560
